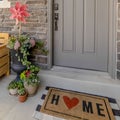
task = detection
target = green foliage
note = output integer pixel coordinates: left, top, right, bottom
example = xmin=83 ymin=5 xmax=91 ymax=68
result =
xmin=41 ymin=49 xmax=49 ymax=55
xmin=8 ymin=80 xmax=18 ymax=90
xmin=29 ymin=65 xmax=40 ymax=74
xmin=34 ymin=41 xmax=49 ymax=55
xmin=20 ymin=64 xmax=40 ymax=85
xmin=8 ymin=35 xmax=49 ymax=69
xmin=18 ymin=88 xmax=26 ymax=96
xmin=18 ymin=35 xmax=29 ymax=43
xmin=17 ymin=80 xmax=24 ymax=90
xmin=20 ymin=71 xmax=26 ymax=81
xmin=7 ymin=36 xmax=16 ymax=49
xmin=20 ymin=42 xmax=31 ymax=67
xmin=35 ymin=41 xmax=44 ymax=49
xmin=20 ymin=70 xmax=40 ymax=86
xmin=8 ymin=35 xmax=33 ymax=69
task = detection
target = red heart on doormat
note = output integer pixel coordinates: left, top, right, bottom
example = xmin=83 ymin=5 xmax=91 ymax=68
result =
xmin=63 ymin=96 xmax=79 ymax=109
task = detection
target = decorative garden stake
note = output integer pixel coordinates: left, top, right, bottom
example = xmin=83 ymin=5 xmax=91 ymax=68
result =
xmin=7 ymin=2 xmax=38 ymax=81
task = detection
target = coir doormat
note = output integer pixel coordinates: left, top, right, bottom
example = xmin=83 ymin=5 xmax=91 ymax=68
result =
xmin=33 ymin=87 xmax=120 ymax=120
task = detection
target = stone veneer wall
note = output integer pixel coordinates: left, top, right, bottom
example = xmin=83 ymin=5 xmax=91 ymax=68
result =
xmin=117 ymin=0 xmax=120 ymax=79
xmin=0 ymin=0 xmax=48 ymax=68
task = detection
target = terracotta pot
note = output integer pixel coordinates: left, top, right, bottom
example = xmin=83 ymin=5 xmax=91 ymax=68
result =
xmin=24 ymin=82 xmax=38 ymax=96
xmin=18 ymin=92 xmax=27 ymax=102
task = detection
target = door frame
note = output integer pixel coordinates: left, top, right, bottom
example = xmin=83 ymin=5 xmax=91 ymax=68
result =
xmin=47 ymin=0 xmax=116 ymax=79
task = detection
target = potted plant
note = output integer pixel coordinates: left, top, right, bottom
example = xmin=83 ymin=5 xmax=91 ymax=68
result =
xmin=7 ymin=2 xmax=41 ymax=97
xmin=7 ymin=2 xmax=37 ymax=81
xmin=20 ymin=66 xmax=40 ymax=96
xmin=8 ymin=80 xmax=18 ymax=95
xmin=31 ymin=41 xmax=49 ymax=64
xmin=29 ymin=65 xmax=40 ymax=74
xmin=8 ymin=35 xmax=36 ymax=80
xmin=17 ymin=80 xmax=24 ymax=90
xmin=18 ymin=87 xmax=27 ymax=102
xmin=31 ymin=41 xmax=48 ymax=55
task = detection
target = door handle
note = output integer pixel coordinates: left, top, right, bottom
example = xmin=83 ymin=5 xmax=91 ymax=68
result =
xmin=54 ymin=13 xmax=59 ymax=31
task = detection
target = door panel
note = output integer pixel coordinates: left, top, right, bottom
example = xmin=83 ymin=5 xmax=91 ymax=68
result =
xmin=54 ymin=0 xmax=109 ymax=71
xmin=63 ymin=0 xmax=74 ymax=51
xmin=84 ymin=0 xmax=95 ymax=52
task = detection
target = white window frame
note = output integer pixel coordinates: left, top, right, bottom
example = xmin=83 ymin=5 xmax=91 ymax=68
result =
xmin=0 ymin=0 xmax=10 ymax=8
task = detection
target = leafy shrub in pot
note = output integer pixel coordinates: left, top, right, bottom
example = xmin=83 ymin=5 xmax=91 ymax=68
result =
xmin=8 ymin=81 xmax=18 ymax=95
xmin=18 ymin=88 xmax=27 ymax=102
xmin=20 ymin=65 xmax=40 ymax=95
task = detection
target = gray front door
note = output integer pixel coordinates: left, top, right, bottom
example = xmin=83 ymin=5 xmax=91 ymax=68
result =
xmin=54 ymin=0 xmax=109 ymax=71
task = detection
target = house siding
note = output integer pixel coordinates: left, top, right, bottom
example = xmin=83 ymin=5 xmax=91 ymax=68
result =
xmin=0 ymin=0 xmax=48 ymax=68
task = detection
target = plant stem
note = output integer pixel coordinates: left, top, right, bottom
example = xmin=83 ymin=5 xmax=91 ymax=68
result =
xmin=19 ymin=22 xmax=21 ymax=38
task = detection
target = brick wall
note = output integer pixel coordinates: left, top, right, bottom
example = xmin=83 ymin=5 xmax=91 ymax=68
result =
xmin=0 ymin=0 xmax=48 ymax=68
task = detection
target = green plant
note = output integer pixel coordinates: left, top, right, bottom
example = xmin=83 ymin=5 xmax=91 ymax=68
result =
xmin=18 ymin=88 xmax=26 ymax=96
xmin=7 ymin=35 xmax=16 ymax=49
xmin=7 ymin=2 xmax=36 ymax=69
xmin=8 ymin=80 xmax=18 ymax=90
xmin=17 ymin=80 xmax=24 ymax=90
xmin=35 ymin=41 xmax=44 ymax=49
xmin=29 ymin=65 xmax=40 ymax=74
xmin=41 ymin=49 xmax=49 ymax=55
xmin=20 ymin=70 xmax=40 ymax=86
xmin=33 ymin=41 xmax=49 ymax=55
xmin=7 ymin=34 xmax=35 ymax=68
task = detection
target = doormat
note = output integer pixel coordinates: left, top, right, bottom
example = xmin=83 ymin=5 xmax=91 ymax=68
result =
xmin=33 ymin=87 xmax=120 ymax=120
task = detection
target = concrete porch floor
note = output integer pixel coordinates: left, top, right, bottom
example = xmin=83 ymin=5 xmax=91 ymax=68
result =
xmin=0 ymin=67 xmax=120 ymax=120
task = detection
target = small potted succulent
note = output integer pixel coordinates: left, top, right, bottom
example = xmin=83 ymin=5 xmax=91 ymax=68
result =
xmin=17 ymin=80 xmax=27 ymax=102
xmin=8 ymin=80 xmax=18 ymax=95
xmin=18 ymin=87 xmax=27 ymax=102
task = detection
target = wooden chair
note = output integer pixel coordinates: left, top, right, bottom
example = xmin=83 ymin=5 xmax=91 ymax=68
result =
xmin=0 ymin=33 xmax=9 ymax=77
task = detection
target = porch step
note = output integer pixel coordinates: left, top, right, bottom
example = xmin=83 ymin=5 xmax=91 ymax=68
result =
xmin=39 ymin=68 xmax=120 ymax=100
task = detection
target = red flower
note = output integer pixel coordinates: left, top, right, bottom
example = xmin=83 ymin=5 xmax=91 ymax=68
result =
xmin=10 ymin=2 xmax=30 ymax=25
xmin=25 ymin=70 xmax=31 ymax=78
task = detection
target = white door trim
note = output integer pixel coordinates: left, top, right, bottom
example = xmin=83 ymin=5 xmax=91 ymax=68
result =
xmin=47 ymin=0 xmax=116 ymax=78
xmin=47 ymin=0 xmax=53 ymax=69
xmin=108 ymin=0 xmax=116 ymax=78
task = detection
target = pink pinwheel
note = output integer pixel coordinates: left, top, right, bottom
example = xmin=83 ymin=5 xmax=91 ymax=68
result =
xmin=10 ymin=2 xmax=30 ymax=25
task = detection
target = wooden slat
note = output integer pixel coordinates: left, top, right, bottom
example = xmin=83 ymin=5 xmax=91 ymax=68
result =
xmin=0 ymin=47 xmax=9 ymax=57
xmin=0 ymin=33 xmax=9 ymax=45
xmin=0 ymin=55 xmax=8 ymax=67
xmin=0 ymin=33 xmax=9 ymax=76
xmin=0 ymin=64 xmax=9 ymax=77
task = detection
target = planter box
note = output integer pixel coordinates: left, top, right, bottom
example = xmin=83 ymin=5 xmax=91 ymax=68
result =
xmin=37 ymin=55 xmax=47 ymax=64
xmin=0 ymin=46 xmax=9 ymax=77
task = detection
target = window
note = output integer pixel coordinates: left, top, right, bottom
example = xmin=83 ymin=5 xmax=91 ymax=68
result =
xmin=0 ymin=0 xmax=10 ymax=8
